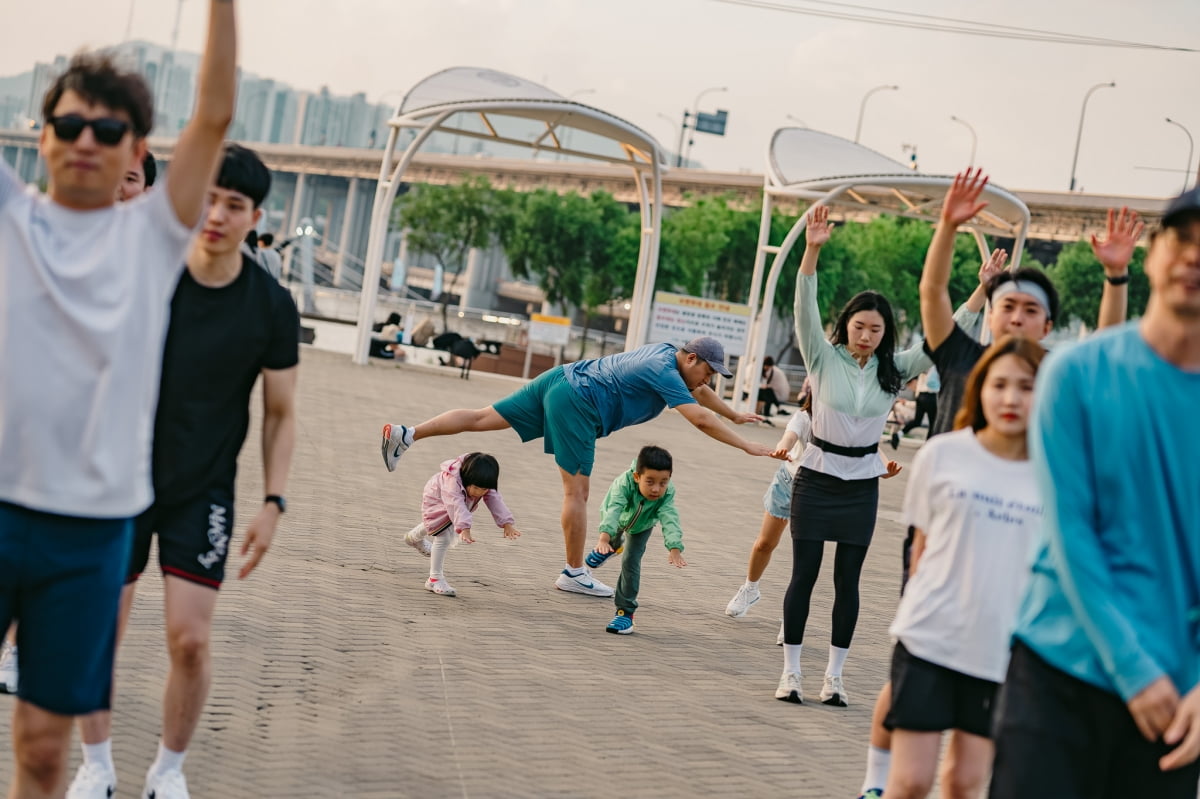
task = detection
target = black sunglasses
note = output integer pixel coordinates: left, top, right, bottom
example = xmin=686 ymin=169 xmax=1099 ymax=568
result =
xmin=47 ymin=114 xmax=131 ymax=146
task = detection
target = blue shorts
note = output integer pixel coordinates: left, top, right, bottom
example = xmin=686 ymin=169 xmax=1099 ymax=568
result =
xmin=493 ymin=367 xmax=603 ymax=476
xmin=0 ymin=500 xmax=132 ymax=715
xmin=762 ymin=464 xmax=794 ymax=520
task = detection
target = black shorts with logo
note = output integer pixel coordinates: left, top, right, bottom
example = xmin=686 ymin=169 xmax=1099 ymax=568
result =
xmin=128 ymin=484 xmax=235 ymax=589
xmin=885 ymin=641 xmax=999 ymax=738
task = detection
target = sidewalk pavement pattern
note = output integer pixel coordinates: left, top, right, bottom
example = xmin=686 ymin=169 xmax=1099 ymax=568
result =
xmin=2 ymin=347 xmax=927 ymax=798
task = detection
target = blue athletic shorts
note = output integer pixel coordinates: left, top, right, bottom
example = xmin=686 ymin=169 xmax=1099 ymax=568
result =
xmin=493 ymin=366 xmax=603 ymax=476
xmin=762 ymin=464 xmax=794 ymax=520
xmin=0 ymin=500 xmax=132 ymax=715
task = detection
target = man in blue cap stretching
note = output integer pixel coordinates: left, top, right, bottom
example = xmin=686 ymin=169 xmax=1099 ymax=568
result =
xmin=381 ymin=337 xmax=780 ymax=596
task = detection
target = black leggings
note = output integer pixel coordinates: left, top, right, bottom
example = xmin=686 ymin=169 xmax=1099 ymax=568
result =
xmin=782 ymin=539 xmax=869 ymax=648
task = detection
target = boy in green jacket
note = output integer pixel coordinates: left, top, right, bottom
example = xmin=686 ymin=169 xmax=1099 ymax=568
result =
xmin=585 ymin=445 xmax=687 ymax=634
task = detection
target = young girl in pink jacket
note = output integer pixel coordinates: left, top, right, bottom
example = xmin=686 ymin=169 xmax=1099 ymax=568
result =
xmin=405 ymin=452 xmax=521 ymax=596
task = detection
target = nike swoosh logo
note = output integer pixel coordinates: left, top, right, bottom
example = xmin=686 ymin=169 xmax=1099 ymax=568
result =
xmin=577 ymin=580 xmax=594 ymax=588
xmin=393 ymin=444 xmax=404 ymax=458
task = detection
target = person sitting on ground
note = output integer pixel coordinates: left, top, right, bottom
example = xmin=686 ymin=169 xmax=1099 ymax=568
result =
xmin=583 ymin=446 xmax=686 ymax=635
xmin=758 ymin=356 xmax=791 ymax=417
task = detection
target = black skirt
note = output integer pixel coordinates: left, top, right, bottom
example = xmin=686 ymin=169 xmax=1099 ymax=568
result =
xmin=790 ymin=467 xmax=880 ymax=546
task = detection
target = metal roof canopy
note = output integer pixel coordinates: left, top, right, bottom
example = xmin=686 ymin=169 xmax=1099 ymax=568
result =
xmin=352 ymin=67 xmax=670 ymax=364
xmin=731 ymin=128 xmax=1032 ymax=413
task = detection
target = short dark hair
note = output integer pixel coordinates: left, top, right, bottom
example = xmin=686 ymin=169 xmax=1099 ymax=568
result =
xmin=762 ymin=356 xmax=775 ymax=367
xmin=258 ymin=232 xmax=275 ymax=247
xmin=42 ymin=52 xmax=154 ymax=138
xmin=142 ymin=151 xmax=156 ymax=187
xmin=635 ymin=445 xmax=673 ymax=474
xmin=985 ymin=267 xmax=1060 ymax=325
xmin=831 ymin=291 xmax=903 ymax=395
xmin=216 ymin=143 xmax=271 ymax=208
xmin=460 ymin=452 xmax=499 ymax=490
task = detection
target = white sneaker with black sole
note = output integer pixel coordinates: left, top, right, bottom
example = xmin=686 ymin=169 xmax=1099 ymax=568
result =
xmin=381 ymin=423 xmax=412 ymax=472
xmin=820 ymin=674 xmax=849 ymax=707
xmin=67 ymin=762 xmax=117 ymax=799
xmin=775 ymin=670 xmax=803 ymax=703
xmin=725 ymin=583 xmax=760 ymax=618
xmin=554 ymin=569 xmax=614 ymax=597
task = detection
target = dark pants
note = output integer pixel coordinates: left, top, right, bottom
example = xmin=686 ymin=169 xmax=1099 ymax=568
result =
xmin=782 ymin=539 xmax=869 ymax=647
xmin=757 ymin=387 xmax=781 ymax=416
xmin=903 ymin=391 xmax=938 ymax=433
xmin=990 ymin=640 xmax=1200 ymax=799
xmin=611 ymin=528 xmax=652 ymax=614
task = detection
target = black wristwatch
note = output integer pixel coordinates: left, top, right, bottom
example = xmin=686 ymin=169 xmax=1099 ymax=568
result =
xmin=264 ymin=494 xmax=287 ymax=513
xmin=1105 ymin=272 xmax=1131 ymax=285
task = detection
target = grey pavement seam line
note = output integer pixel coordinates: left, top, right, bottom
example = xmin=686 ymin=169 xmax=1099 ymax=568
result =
xmin=438 ymin=652 xmax=470 ymax=799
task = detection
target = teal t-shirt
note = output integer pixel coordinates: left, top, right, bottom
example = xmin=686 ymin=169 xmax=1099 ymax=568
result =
xmin=563 ymin=343 xmax=697 ymax=437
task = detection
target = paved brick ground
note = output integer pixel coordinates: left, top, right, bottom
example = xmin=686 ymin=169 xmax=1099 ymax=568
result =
xmin=2 ymin=348 xmax=928 ymax=798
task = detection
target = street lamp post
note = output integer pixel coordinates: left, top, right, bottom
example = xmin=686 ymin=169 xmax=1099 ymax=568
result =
xmin=854 ymin=84 xmax=898 ymax=144
xmin=1166 ymin=117 xmax=1195 ymax=194
xmin=786 ymin=114 xmax=809 ymax=127
xmin=677 ymin=85 xmax=727 ymax=167
xmin=950 ymin=115 xmax=977 ymax=166
xmin=1068 ymin=81 xmax=1116 ymax=192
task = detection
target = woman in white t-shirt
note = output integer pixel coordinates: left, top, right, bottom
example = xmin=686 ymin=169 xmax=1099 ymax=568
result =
xmin=725 ymin=383 xmax=813 ymax=625
xmin=883 ymin=336 xmax=1046 ymax=799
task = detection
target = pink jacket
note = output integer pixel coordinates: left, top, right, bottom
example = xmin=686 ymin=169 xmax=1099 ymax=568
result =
xmin=421 ymin=455 xmax=515 ymax=535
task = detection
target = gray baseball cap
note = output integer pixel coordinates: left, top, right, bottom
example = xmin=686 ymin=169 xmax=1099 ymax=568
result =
xmin=681 ymin=336 xmax=733 ymax=377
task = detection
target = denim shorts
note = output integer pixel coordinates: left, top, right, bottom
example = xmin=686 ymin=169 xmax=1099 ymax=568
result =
xmin=762 ymin=463 xmax=794 ymax=519
xmin=0 ymin=500 xmax=132 ymax=714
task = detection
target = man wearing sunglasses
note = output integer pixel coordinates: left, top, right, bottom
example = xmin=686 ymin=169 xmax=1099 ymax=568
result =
xmin=0 ymin=2 xmax=237 ymax=797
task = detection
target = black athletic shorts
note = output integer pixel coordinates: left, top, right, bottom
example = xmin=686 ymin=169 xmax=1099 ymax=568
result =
xmin=884 ymin=641 xmax=999 ymax=738
xmin=990 ymin=640 xmax=1200 ymax=799
xmin=128 ymin=484 xmax=235 ymax=589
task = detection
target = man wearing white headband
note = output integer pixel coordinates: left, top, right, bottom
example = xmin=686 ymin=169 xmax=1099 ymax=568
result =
xmin=854 ymin=167 xmax=1142 ymax=799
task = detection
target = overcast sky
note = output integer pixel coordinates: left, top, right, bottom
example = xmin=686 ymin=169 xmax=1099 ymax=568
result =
xmin=3 ymin=0 xmax=1197 ymax=198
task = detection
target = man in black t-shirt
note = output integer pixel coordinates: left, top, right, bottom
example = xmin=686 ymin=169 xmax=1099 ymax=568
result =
xmin=855 ymin=167 xmax=1143 ymax=799
xmin=68 ymin=144 xmax=299 ymax=799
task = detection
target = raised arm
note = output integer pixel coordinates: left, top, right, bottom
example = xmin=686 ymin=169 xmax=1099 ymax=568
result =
xmin=168 ymin=0 xmax=237 ymax=227
xmin=921 ymin=169 xmax=990 ymax=351
xmin=1092 ymin=206 xmax=1144 ymax=329
xmin=794 ymin=205 xmax=833 ymax=372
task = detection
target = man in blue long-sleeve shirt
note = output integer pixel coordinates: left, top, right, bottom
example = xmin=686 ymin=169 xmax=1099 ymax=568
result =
xmin=989 ymin=187 xmax=1200 ymax=798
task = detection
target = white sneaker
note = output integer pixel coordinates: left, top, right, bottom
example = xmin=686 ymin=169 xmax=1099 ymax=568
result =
xmin=776 ymin=620 xmax=785 ymax=646
xmin=554 ymin=569 xmax=614 ymax=597
xmin=820 ymin=674 xmax=849 ymax=707
xmin=405 ymin=524 xmax=431 ymax=557
xmin=725 ymin=583 xmax=761 ymax=618
xmin=143 ymin=767 xmax=189 ymax=799
xmin=0 ymin=644 xmax=16 ymax=694
xmin=67 ymin=762 xmax=116 ymax=799
xmin=775 ymin=670 xmax=803 ymax=704
xmin=425 ymin=577 xmax=457 ymax=597
xmin=381 ymin=423 xmax=411 ymax=472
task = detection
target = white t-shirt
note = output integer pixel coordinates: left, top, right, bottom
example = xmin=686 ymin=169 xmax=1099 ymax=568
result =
xmin=783 ymin=410 xmax=812 ymax=478
xmin=889 ymin=428 xmax=1043 ymax=682
xmin=0 ymin=163 xmax=192 ymax=518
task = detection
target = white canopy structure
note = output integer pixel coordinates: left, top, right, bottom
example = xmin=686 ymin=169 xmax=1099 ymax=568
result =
xmin=352 ymin=67 xmax=669 ymax=364
xmin=731 ymin=128 xmax=1032 ymax=413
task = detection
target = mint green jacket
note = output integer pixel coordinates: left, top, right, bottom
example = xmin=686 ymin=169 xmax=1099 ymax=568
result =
xmin=598 ymin=460 xmax=684 ymax=552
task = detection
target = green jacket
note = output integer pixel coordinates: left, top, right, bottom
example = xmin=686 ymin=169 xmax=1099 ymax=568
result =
xmin=598 ymin=460 xmax=684 ymax=552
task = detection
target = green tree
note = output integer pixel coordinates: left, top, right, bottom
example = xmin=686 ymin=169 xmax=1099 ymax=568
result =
xmin=1047 ymin=240 xmax=1149 ymax=326
xmin=392 ymin=175 xmax=510 ymax=329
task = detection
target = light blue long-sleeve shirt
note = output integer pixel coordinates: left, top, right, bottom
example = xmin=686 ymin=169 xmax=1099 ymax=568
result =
xmin=1014 ymin=323 xmax=1200 ymax=701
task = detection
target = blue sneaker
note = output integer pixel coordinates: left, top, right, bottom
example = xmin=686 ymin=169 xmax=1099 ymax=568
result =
xmin=606 ymin=610 xmax=634 ymax=634
xmin=857 ymin=790 xmax=884 ymax=799
xmin=585 ymin=545 xmax=623 ymax=569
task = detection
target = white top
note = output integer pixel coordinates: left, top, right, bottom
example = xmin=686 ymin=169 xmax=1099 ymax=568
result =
xmin=890 ymin=429 xmax=1044 ymax=682
xmin=783 ymin=411 xmax=812 ymax=478
xmin=0 ymin=163 xmax=192 ymax=517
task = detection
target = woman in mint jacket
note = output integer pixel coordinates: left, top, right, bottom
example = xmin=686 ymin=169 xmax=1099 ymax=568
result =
xmin=776 ymin=205 xmax=923 ymax=708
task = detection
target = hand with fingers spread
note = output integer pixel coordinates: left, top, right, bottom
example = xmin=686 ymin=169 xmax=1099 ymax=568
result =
xmin=805 ymin=204 xmax=833 ymax=248
xmin=732 ymin=412 xmax=763 ymax=425
xmin=882 ymin=460 xmax=902 ymax=479
xmin=667 ymin=548 xmax=688 ymax=568
xmin=979 ymin=248 xmax=1008 ymax=285
xmin=1091 ymin=206 xmax=1145 ymax=277
xmin=940 ymin=167 xmax=990 ymax=227
xmin=1161 ymin=684 xmax=1200 ymax=770
xmin=1128 ymin=675 xmax=1180 ymax=744
xmin=501 ymin=523 xmax=522 ymax=540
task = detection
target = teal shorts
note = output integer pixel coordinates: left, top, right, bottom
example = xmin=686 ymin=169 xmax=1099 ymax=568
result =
xmin=493 ymin=367 xmax=602 ymax=476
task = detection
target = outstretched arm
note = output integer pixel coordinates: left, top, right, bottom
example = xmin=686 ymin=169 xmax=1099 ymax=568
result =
xmin=1092 ymin=206 xmax=1144 ymax=329
xmin=675 ymin=403 xmax=782 ymax=459
xmin=693 ymin=383 xmax=761 ymax=424
xmin=167 ymin=0 xmax=237 ymax=227
xmin=921 ymin=169 xmax=989 ymax=351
